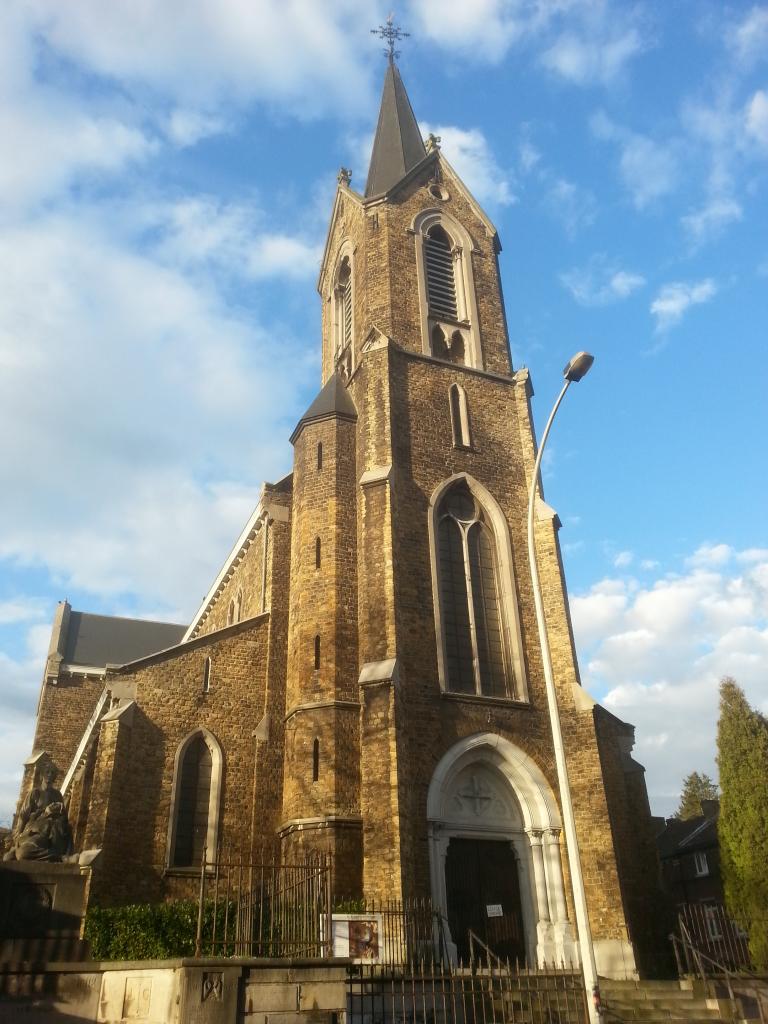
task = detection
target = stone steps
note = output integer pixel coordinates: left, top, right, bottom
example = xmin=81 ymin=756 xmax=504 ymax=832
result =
xmin=598 ymin=979 xmax=727 ymax=1023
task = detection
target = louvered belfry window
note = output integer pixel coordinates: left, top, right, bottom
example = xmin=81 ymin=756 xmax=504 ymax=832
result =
xmin=173 ymin=736 xmax=212 ymax=867
xmin=425 ymin=225 xmax=458 ymax=321
xmin=437 ymin=482 xmax=512 ymax=698
xmin=337 ymin=257 xmax=352 ymax=352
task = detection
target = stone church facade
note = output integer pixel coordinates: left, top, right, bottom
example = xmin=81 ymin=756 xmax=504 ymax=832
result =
xmin=14 ymin=62 xmax=663 ymax=977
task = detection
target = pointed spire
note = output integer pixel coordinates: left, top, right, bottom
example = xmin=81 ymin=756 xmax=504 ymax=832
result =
xmin=365 ymin=62 xmax=427 ymax=198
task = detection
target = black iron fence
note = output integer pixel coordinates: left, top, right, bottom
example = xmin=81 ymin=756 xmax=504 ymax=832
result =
xmin=192 ymin=861 xmax=589 ymax=1021
xmin=347 ymin=960 xmax=588 ymax=1024
xmin=194 ymin=853 xmax=332 ymax=958
xmin=676 ymin=903 xmax=751 ymax=972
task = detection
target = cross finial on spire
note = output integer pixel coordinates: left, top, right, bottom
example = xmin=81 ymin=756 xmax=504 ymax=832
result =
xmin=371 ymin=13 xmax=409 ymax=64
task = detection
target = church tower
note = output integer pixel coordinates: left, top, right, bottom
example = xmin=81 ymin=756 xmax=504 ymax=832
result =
xmin=279 ymin=55 xmax=662 ymax=975
xmin=16 ymin=43 xmax=663 ymax=983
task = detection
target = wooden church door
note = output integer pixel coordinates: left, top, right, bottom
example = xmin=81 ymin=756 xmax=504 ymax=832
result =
xmin=444 ymin=837 xmax=526 ymax=963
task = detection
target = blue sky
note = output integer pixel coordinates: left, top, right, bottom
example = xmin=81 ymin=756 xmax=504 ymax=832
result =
xmin=1 ymin=0 xmax=766 ymax=823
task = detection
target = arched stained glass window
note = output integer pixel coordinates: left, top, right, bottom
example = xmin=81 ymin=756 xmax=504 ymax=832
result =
xmin=172 ymin=736 xmax=213 ymax=868
xmin=436 ymin=482 xmax=513 ymax=698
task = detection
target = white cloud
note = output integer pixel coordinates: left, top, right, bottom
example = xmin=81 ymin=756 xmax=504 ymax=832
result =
xmin=681 ymin=196 xmax=743 ymax=245
xmin=650 ymin=278 xmax=717 ymax=331
xmin=541 ymin=27 xmax=644 ymax=85
xmin=408 ymin=0 xmax=531 ymax=63
xmin=613 ymin=550 xmax=633 ymax=568
xmin=0 ymin=599 xmax=48 ymax=625
xmin=141 ymin=196 xmax=322 ymax=281
xmin=544 ymin=178 xmax=597 ymax=236
xmin=738 ymin=548 xmax=768 ymax=564
xmin=166 ymin=109 xmax=228 ymax=147
xmin=20 ymin=0 xmax=378 ymax=116
xmin=0 ymin=205 xmax=314 ymax=608
xmin=618 ymin=135 xmax=678 ymax=209
xmin=560 ymin=256 xmax=645 ymax=305
xmin=640 ymin=559 xmax=660 ymax=571
xmin=421 ymin=124 xmax=516 ymax=206
xmin=687 ymin=543 xmax=733 ymax=568
xmin=591 ymin=112 xmax=679 ymax=209
xmin=746 ymin=90 xmax=768 ymax=147
xmin=573 ymin=546 xmax=768 ymax=815
xmin=728 ymin=5 xmax=768 ymax=65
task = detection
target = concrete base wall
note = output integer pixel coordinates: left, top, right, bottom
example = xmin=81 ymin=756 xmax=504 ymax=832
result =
xmin=0 ymin=959 xmax=349 ymax=1024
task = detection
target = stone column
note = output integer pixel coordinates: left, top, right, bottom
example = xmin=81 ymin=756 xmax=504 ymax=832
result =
xmin=544 ymin=828 xmax=579 ymax=966
xmin=527 ymin=828 xmax=555 ymax=964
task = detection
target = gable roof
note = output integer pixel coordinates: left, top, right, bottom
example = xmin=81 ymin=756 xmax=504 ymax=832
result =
xmin=63 ymin=611 xmax=186 ymax=670
xmin=656 ymin=806 xmax=720 ymax=859
xmin=365 ymin=62 xmax=427 ymax=198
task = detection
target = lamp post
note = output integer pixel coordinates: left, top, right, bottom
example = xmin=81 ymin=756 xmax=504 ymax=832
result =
xmin=525 ymin=351 xmax=600 ymax=1023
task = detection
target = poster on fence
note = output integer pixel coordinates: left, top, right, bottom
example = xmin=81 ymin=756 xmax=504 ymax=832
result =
xmin=331 ymin=913 xmax=384 ymax=961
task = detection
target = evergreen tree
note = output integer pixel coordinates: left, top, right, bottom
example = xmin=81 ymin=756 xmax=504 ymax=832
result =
xmin=675 ymin=771 xmax=719 ymax=820
xmin=717 ymin=677 xmax=768 ymax=969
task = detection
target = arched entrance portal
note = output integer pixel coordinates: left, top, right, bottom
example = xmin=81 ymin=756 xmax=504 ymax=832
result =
xmin=427 ymin=734 xmax=578 ymax=966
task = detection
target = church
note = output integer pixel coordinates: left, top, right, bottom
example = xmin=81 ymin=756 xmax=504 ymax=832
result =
xmin=13 ymin=55 xmax=663 ymax=979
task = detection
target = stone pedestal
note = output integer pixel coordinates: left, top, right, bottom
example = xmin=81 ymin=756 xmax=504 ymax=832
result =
xmin=0 ymin=860 xmax=93 ymax=962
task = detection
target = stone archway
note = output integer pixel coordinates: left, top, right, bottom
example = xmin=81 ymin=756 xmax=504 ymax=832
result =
xmin=427 ymin=733 xmax=577 ymax=966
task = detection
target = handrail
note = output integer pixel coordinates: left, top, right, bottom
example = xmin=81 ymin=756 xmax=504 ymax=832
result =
xmin=467 ymin=929 xmax=504 ymax=970
xmin=671 ymin=923 xmax=765 ymax=1024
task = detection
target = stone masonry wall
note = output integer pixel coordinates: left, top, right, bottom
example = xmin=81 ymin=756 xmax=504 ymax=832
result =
xmin=281 ymin=407 xmax=361 ymax=895
xmin=86 ymin=617 xmax=276 ymax=906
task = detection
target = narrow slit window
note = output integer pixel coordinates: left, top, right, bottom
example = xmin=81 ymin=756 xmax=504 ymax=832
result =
xmin=312 ymin=738 xmax=320 ymax=782
xmin=449 ymin=384 xmax=472 ymax=448
xmin=315 ymin=537 xmax=321 ymax=568
xmin=314 ymin=634 xmax=321 ymax=670
xmin=202 ymin=657 xmax=211 ymax=693
xmin=317 ymin=442 xmax=323 ymax=470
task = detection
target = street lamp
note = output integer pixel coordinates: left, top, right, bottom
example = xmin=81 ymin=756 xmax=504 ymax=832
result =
xmin=525 ymin=351 xmax=600 ymax=1023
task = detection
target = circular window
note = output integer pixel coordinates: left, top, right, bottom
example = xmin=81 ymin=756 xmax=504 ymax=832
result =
xmin=428 ymin=183 xmax=449 ymax=201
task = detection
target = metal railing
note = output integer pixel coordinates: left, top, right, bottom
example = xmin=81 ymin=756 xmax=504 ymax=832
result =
xmin=347 ymin=957 xmax=588 ymax=1024
xmin=194 ymin=852 xmax=332 ymax=958
xmin=677 ymin=902 xmax=751 ymax=971
xmin=671 ymin=920 xmax=766 ymax=1024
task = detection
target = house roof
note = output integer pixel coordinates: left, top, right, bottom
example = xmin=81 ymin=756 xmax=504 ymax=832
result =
xmin=63 ymin=611 xmax=186 ymax=669
xmin=365 ymin=61 xmax=427 ymax=198
xmin=656 ymin=804 xmax=720 ymax=859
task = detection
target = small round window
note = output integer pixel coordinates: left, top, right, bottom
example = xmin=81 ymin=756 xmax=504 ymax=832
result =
xmin=428 ymin=183 xmax=449 ymax=201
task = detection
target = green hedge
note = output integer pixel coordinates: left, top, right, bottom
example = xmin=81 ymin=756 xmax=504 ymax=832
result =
xmin=85 ymin=901 xmax=200 ymax=961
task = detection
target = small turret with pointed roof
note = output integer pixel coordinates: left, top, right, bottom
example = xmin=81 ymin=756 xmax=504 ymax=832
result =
xmin=289 ymin=372 xmax=357 ymax=444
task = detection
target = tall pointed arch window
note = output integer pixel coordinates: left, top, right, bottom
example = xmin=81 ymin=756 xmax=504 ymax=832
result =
xmin=436 ymin=481 xmax=516 ymax=699
xmin=412 ymin=211 xmax=481 ymax=369
xmin=332 ymin=252 xmax=354 ymax=380
xmin=168 ymin=729 xmax=223 ymax=869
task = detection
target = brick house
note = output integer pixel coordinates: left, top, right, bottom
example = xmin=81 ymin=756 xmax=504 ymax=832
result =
xmin=13 ymin=60 xmax=665 ymax=978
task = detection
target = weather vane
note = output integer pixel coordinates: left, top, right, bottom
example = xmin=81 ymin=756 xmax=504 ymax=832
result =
xmin=371 ymin=13 xmax=409 ymax=64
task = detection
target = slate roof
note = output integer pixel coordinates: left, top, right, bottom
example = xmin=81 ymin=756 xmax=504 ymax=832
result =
xmin=365 ymin=62 xmax=427 ymax=198
xmin=63 ymin=611 xmax=187 ymax=669
xmin=290 ymin=372 xmax=357 ymax=443
xmin=656 ymin=803 xmax=720 ymax=859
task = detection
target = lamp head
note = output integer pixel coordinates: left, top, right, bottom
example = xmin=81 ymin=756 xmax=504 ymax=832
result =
xmin=564 ymin=351 xmax=594 ymax=382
